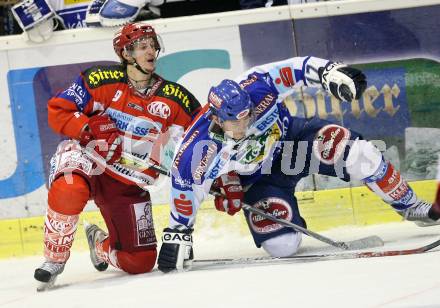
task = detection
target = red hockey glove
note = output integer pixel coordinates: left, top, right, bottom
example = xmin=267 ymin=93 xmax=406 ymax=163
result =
xmin=213 ymin=172 xmax=244 ymax=216
xmin=79 ymin=114 xmax=122 ymax=164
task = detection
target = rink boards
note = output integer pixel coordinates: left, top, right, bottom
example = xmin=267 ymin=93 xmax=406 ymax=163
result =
xmin=0 ymin=0 xmax=439 ymax=258
xmin=0 ymin=180 xmax=437 ymax=259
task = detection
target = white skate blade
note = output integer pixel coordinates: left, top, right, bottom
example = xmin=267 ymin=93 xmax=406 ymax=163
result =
xmin=36 ymin=276 xmax=57 ymax=292
xmin=414 ymin=220 xmax=440 ymax=227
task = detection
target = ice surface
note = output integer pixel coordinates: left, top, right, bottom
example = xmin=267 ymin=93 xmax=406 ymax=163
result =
xmin=1 ymin=222 xmax=440 ymax=308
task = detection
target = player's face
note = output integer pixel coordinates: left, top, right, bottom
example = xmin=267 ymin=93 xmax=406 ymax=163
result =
xmin=221 ymin=115 xmax=251 ymax=140
xmin=129 ymin=37 xmax=158 ymax=72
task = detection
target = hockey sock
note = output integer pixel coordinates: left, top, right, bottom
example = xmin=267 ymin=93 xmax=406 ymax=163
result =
xmin=43 ymin=207 xmax=79 ymax=263
xmin=44 ymin=174 xmax=90 ymax=262
xmin=364 ymin=160 xmax=417 ymax=211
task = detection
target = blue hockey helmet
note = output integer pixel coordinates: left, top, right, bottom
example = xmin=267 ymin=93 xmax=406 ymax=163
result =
xmin=208 ymin=79 xmax=252 ymax=122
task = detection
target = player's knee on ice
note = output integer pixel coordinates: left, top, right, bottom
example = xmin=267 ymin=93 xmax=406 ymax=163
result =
xmin=261 ymin=232 xmax=302 ymax=257
xmin=117 ymin=249 xmax=157 ymax=274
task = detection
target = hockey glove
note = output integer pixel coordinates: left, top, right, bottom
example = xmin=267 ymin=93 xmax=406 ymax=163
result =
xmin=158 ymin=227 xmax=194 ymax=273
xmin=319 ymin=62 xmax=367 ymax=102
xmin=212 ymin=172 xmax=244 ymax=216
xmin=80 ymin=114 xmax=122 ymax=164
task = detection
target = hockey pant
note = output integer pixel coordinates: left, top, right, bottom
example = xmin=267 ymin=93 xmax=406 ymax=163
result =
xmin=242 ymin=117 xmax=420 ymax=256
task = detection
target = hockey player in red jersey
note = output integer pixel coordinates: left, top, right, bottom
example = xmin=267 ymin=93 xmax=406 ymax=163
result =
xmin=34 ymin=22 xmax=201 ymax=289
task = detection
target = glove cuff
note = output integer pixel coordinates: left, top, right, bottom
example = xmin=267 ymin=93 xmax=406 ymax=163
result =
xmin=319 ymin=62 xmax=346 ymax=91
xmin=163 ymin=226 xmax=193 ymax=234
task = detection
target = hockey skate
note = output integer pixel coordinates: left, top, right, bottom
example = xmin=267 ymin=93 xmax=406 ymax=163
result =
xmin=399 ymin=200 xmax=440 ymax=227
xmin=84 ymin=221 xmax=109 ymax=272
xmin=34 ymin=261 xmax=65 ymax=291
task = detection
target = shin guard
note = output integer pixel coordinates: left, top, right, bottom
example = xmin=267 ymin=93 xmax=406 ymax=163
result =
xmin=346 ymin=139 xmax=418 ymax=211
xmin=44 ymin=207 xmax=79 ymax=263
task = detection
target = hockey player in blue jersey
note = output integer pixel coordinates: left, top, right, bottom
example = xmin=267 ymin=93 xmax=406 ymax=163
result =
xmin=157 ymin=57 xmax=440 ymax=272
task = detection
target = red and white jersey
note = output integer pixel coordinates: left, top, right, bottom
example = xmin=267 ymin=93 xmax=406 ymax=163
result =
xmin=48 ymin=64 xmax=201 ymax=186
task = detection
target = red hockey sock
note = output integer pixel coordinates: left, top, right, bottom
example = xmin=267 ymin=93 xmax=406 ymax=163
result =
xmin=43 ymin=207 xmax=79 ymax=263
xmin=44 ymin=174 xmax=90 ymax=263
xmin=364 ymin=161 xmax=416 ymax=211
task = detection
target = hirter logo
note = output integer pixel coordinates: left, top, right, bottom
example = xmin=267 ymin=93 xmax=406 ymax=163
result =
xmin=249 ymin=198 xmax=292 ymax=234
xmin=313 ymin=124 xmax=350 ymax=165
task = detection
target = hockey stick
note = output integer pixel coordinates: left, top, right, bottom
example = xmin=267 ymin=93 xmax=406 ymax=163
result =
xmin=120 ymin=152 xmax=384 ymax=250
xmin=192 ymin=237 xmax=440 ymax=270
xmin=209 ymin=190 xmax=383 ymax=250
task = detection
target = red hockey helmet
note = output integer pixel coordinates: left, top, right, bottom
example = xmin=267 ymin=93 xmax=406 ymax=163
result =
xmin=113 ymin=22 xmax=162 ymax=60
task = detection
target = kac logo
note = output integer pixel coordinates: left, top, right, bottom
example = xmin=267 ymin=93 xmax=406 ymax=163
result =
xmin=147 ymin=101 xmax=171 ymax=119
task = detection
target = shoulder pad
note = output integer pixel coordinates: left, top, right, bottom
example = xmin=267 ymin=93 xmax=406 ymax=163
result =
xmin=83 ymin=65 xmax=126 ymax=89
xmin=157 ymin=80 xmax=201 ymax=116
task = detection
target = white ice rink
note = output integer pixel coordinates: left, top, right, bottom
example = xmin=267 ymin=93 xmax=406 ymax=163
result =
xmin=1 ymin=222 xmax=440 ymax=308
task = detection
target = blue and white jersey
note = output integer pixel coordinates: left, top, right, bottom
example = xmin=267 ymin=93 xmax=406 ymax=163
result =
xmin=169 ymin=56 xmax=330 ymax=228
xmin=49 ymin=0 xmax=89 ymax=28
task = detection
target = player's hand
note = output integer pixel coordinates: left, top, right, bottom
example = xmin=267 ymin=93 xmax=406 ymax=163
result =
xmin=158 ymin=227 xmax=194 ymax=273
xmin=80 ymin=114 xmax=122 ymax=164
xmin=319 ymin=62 xmax=367 ymax=102
xmin=212 ymin=172 xmax=244 ymax=216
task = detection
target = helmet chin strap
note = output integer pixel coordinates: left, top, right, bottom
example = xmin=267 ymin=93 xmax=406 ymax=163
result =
xmin=132 ymin=59 xmax=151 ymax=75
xmin=129 ymin=49 xmax=160 ymax=76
